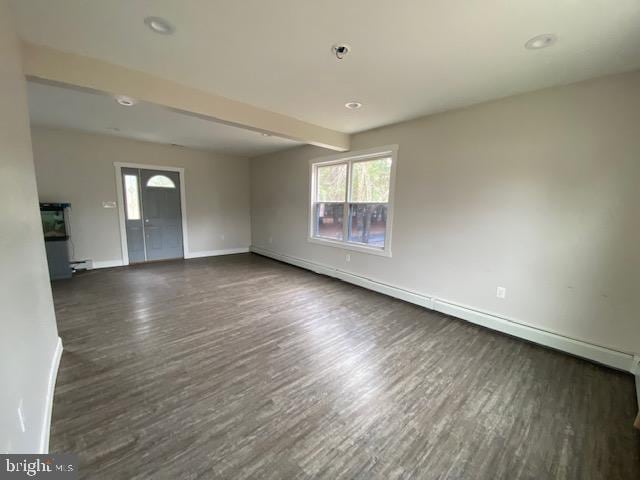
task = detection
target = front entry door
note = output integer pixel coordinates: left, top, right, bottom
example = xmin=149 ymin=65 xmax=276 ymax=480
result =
xmin=140 ymin=169 xmax=183 ymax=261
xmin=121 ymin=167 xmax=184 ymax=263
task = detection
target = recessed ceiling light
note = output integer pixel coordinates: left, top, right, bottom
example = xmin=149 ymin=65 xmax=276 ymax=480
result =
xmin=345 ymin=101 xmax=362 ymax=110
xmin=144 ymin=16 xmax=175 ymax=35
xmin=332 ymin=43 xmax=351 ymax=60
xmin=115 ymin=95 xmax=137 ymax=107
xmin=262 ymin=133 xmax=270 ymax=137
xmin=525 ymin=33 xmax=557 ymax=50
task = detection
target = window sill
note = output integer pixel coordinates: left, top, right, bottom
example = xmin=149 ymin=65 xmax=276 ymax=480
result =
xmin=307 ymin=236 xmax=392 ymax=257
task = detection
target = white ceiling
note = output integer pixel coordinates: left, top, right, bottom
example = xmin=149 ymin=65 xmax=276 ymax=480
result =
xmin=12 ymin=0 xmax=640 ymax=134
xmin=26 ymin=81 xmax=301 ymax=157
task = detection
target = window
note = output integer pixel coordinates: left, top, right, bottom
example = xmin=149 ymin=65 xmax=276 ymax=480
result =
xmin=146 ymin=175 xmax=176 ymax=188
xmin=309 ymin=146 xmax=397 ymax=256
xmin=124 ymin=174 xmax=141 ymax=220
xmin=315 ymin=163 xmax=347 ymax=240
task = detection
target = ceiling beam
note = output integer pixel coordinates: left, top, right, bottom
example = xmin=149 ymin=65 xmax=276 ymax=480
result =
xmin=21 ymin=42 xmax=350 ymax=152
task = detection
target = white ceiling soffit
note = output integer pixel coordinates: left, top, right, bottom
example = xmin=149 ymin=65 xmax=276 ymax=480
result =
xmin=26 ymin=80 xmax=302 ymax=157
xmin=11 ymin=0 xmax=640 ymax=134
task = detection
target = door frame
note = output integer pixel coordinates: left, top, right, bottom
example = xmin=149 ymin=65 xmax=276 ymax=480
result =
xmin=114 ymin=162 xmax=189 ymax=265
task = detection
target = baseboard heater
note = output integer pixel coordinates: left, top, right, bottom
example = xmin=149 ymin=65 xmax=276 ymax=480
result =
xmin=250 ymin=246 xmax=637 ymax=374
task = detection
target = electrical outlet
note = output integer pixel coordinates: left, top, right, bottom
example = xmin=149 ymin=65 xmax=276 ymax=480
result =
xmin=220 ymin=234 xmax=225 ymax=241
xmin=268 ymin=236 xmax=273 ymax=244
xmin=345 ymin=254 xmax=351 ymax=262
xmin=496 ymin=287 xmax=506 ymax=299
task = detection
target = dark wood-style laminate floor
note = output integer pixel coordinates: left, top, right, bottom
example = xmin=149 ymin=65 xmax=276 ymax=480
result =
xmin=50 ymin=253 xmax=640 ymax=479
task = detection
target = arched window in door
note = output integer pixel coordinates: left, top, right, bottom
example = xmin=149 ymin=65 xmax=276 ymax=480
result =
xmin=146 ymin=175 xmax=176 ymax=188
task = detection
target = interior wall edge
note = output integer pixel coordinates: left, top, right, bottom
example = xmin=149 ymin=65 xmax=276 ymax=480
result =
xmin=251 ymin=245 xmax=637 ymax=373
xmin=39 ymin=337 xmax=62 ymax=454
xmin=635 ymin=374 xmax=640 ymax=430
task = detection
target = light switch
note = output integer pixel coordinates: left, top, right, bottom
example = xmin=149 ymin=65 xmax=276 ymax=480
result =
xmin=102 ymin=201 xmax=116 ymax=209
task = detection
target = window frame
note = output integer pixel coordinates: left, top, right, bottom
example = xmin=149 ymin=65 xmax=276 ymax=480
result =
xmin=308 ymin=145 xmax=398 ymax=257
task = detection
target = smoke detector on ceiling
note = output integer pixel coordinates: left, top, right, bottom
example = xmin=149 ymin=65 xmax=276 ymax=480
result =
xmin=332 ymin=43 xmax=351 ymax=60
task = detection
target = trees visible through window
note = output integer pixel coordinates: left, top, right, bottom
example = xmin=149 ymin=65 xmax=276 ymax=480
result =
xmin=348 ymin=157 xmax=391 ymax=247
xmin=310 ymin=148 xmax=396 ymax=255
xmin=315 ymin=163 xmax=346 ymax=240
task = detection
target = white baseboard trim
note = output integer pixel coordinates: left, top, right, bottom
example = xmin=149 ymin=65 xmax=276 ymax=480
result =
xmin=91 ymin=259 xmax=124 ymax=269
xmin=251 ymin=245 xmax=637 ymax=373
xmin=40 ymin=337 xmax=63 ymax=454
xmin=252 ymin=246 xmax=433 ymax=309
xmin=185 ymin=247 xmax=250 ymax=259
xmin=432 ymin=300 xmax=633 ymax=372
xmin=91 ymin=248 xmax=249 ymax=268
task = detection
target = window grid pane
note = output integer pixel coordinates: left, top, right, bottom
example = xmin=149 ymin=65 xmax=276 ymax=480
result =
xmin=316 ymin=163 xmax=347 ymax=202
xmin=348 ymin=203 xmax=387 ymax=248
xmin=124 ymin=175 xmax=141 ymax=220
xmin=315 ymin=203 xmax=344 ymax=240
xmin=349 ymin=157 xmax=391 ymax=203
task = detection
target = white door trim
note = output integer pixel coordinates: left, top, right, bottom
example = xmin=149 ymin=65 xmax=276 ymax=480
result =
xmin=114 ymin=162 xmax=189 ymax=265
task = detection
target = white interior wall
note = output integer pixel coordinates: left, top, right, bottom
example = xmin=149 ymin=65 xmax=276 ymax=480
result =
xmin=0 ymin=0 xmax=60 ymax=453
xmin=250 ymin=70 xmax=640 ymax=357
xmin=31 ymin=127 xmax=252 ymax=265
